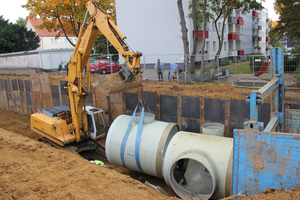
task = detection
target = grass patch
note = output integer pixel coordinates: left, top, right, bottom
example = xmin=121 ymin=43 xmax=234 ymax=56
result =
xmin=227 ymin=61 xmax=252 ymax=74
xmin=196 ymin=61 xmax=252 ymax=74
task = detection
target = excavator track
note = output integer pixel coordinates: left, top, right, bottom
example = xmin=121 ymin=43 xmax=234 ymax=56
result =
xmin=38 ymin=137 xmax=106 ymax=159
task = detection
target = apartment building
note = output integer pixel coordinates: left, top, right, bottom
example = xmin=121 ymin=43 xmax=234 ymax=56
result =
xmin=25 ymin=18 xmax=76 ymax=50
xmin=115 ymin=0 xmax=270 ymax=64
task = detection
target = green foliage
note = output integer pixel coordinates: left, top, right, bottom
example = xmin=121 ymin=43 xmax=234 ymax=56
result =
xmin=0 ymin=16 xmax=40 ymax=54
xmin=16 ymin=17 xmax=26 ymax=27
xmin=295 ymin=65 xmax=300 ymax=86
xmin=291 ymin=45 xmax=300 ymax=54
xmin=188 ymin=0 xmax=212 ymax=28
xmin=274 ymin=0 xmax=300 ymax=44
xmin=249 ymin=52 xmax=265 ymax=72
xmin=284 ymin=55 xmax=299 ymax=72
xmin=93 ymin=34 xmax=118 ymax=55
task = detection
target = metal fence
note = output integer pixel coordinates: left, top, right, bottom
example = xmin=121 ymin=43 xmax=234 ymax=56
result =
xmin=138 ymin=53 xmax=300 ymax=90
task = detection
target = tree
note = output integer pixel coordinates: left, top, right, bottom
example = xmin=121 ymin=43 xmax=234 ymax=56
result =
xmin=188 ymin=0 xmax=211 ymax=73
xmin=22 ymin=0 xmax=115 ymax=47
xmin=177 ymin=0 xmax=189 ymax=72
xmin=269 ymin=21 xmax=283 ymax=48
xmin=16 ymin=17 xmax=26 ymax=27
xmin=93 ymin=34 xmax=118 ymax=55
xmin=207 ymin=0 xmax=264 ymax=69
xmin=274 ymin=0 xmax=300 ymax=44
xmin=0 ymin=16 xmax=40 ymax=54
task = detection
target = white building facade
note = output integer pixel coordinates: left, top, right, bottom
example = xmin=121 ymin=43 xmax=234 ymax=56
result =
xmin=25 ymin=18 xmax=77 ymax=50
xmin=115 ymin=0 xmax=270 ymax=65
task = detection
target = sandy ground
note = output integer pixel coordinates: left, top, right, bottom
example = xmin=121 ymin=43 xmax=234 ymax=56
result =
xmin=1 ymin=100 xmax=300 ymax=200
xmin=0 ymin=73 xmax=300 ymax=199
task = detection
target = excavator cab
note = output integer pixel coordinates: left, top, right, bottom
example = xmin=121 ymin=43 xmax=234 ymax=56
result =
xmin=85 ymin=106 xmax=107 ymax=140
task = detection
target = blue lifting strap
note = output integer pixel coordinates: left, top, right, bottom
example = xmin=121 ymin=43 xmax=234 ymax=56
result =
xmin=135 ymin=105 xmax=145 ymax=173
xmin=120 ymin=102 xmax=151 ymax=172
xmin=120 ymin=102 xmax=141 ymax=168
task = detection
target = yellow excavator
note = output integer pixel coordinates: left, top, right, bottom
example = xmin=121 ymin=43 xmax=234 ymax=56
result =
xmin=30 ymin=0 xmax=142 ymax=156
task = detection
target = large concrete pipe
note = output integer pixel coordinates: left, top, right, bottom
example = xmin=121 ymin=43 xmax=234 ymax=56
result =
xmin=162 ymin=132 xmax=233 ymax=200
xmin=105 ymin=113 xmax=180 ymax=178
xmin=202 ymin=122 xmax=225 ymax=137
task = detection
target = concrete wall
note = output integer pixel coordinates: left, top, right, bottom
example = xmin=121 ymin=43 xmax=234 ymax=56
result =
xmin=0 ymin=74 xmax=298 ymax=137
xmin=0 ymin=49 xmax=74 ymax=71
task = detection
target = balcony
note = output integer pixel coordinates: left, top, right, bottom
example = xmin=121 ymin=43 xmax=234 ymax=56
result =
xmin=228 ymin=32 xmax=238 ymax=40
xmin=238 ymin=50 xmax=244 ymax=56
xmin=258 ymin=13 xmax=262 ymax=19
xmin=252 ymin=35 xmax=258 ymax=41
xmin=194 ymin=30 xmax=209 ymax=39
xmin=258 ymin=25 xmax=262 ymax=30
xmin=228 ymin=16 xmax=237 ymax=24
xmin=252 ymin=24 xmax=258 ymax=29
xmin=252 ymin=11 xmax=258 ymax=17
xmin=266 ymin=37 xmax=270 ymax=42
xmin=237 ymin=18 xmax=244 ymax=26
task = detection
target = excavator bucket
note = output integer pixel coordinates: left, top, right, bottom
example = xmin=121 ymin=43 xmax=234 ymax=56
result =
xmin=92 ymin=71 xmax=142 ymax=95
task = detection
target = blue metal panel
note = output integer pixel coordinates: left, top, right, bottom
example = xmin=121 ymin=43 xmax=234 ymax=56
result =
xmin=232 ymin=129 xmax=300 ymax=197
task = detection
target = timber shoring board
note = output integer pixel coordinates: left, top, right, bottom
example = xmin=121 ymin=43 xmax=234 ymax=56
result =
xmin=285 ymin=109 xmax=300 ymax=133
xmin=161 ymin=95 xmax=177 ymax=123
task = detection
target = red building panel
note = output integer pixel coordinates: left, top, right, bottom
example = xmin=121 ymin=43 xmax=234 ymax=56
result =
xmin=228 ymin=33 xmax=238 ymax=40
xmin=237 ymin=19 xmax=244 ymax=25
xmin=238 ymin=50 xmax=244 ymax=55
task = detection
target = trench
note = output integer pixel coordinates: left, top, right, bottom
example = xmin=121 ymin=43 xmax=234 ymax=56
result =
xmin=78 ymin=150 xmax=178 ymax=197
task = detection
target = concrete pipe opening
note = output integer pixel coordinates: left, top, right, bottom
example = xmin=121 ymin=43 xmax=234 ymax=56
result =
xmin=105 ymin=114 xmax=180 ymax=178
xmin=169 ymin=154 xmax=216 ymax=200
xmin=163 ymin=132 xmax=233 ymax=199
xmin=202 ymin=122 xmax=225 ymax=137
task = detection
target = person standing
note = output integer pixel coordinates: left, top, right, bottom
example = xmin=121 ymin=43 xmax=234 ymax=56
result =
xmin=154 ymin=59 xmax=164 ymax=81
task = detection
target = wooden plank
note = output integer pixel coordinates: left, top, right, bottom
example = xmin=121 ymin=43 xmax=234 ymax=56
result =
xmin=285 ymin=109 xmax=300 ymax=133
xmin=232 ymin=129 xmax=300 ymax=197
xmin=30 ymin=74 xmax=42 ymax=112
xmin=200 ymin=98 xmax=204 ymax=133
xmin=39 ymin=73 xmax=53 ymax=109
xmin=224 ymin=99 xmax=231 ymax=137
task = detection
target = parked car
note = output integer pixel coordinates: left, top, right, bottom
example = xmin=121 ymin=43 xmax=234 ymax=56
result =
xmin=89 ymin=59 xmax=122 ymax=74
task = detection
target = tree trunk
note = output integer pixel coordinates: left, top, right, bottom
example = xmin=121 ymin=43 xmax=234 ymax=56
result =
xmin=201 ymin=0 xmax=207 ymax=73
xmin=189 ymin=0 xmax=198 ymax=74
xmin=177 ymin=0 xmax=189 ymax=72
xmin=214 ymin=18 xmax=226 ymax=70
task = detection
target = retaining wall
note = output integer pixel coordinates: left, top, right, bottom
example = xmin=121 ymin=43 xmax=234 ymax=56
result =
xmin=0 ymin=74 xmax=299 ymax=136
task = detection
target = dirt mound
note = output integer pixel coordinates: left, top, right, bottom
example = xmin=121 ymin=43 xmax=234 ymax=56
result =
xmin=0 ymin=128 xmax=176 ymax=200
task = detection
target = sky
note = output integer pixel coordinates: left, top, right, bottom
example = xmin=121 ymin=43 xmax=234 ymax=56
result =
xmin=0 ymin=0 xmax=279 ymax=24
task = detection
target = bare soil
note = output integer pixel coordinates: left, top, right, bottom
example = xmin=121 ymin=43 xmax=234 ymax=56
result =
xmin=0 ymin=73 xmax=300 ymax=199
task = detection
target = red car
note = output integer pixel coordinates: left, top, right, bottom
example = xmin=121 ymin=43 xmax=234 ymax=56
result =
xmin=89 ymin=59 xmax=122 ymax=74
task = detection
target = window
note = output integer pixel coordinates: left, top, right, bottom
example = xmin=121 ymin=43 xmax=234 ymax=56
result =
xmin=213 ymin=23 xmax=216 ymax=31
xmin=224 ymin=24 xmax=227 ymax=32
xmin=64 ymin=38 xmax=68 ymax=43
xmin=50 ymin=38 xmax=54 ymax=44
xmin=206 ymin=41 xmax=210 ymax=51
xmin=59 ymin=38 xmax=63 ymax=44
xmin=218 ymin=22 xmax=221 ymax=31
xmin=224 ymin=42 xmax=227 ymax=51
xmin=213 ymin=41 xmax=216 ymax=51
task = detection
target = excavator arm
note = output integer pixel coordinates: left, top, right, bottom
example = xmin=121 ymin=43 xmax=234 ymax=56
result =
xmin=65 ymin=0 xmax=142 ymax=142
xmin=67 ymin=0 xmax=142 ymax=86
